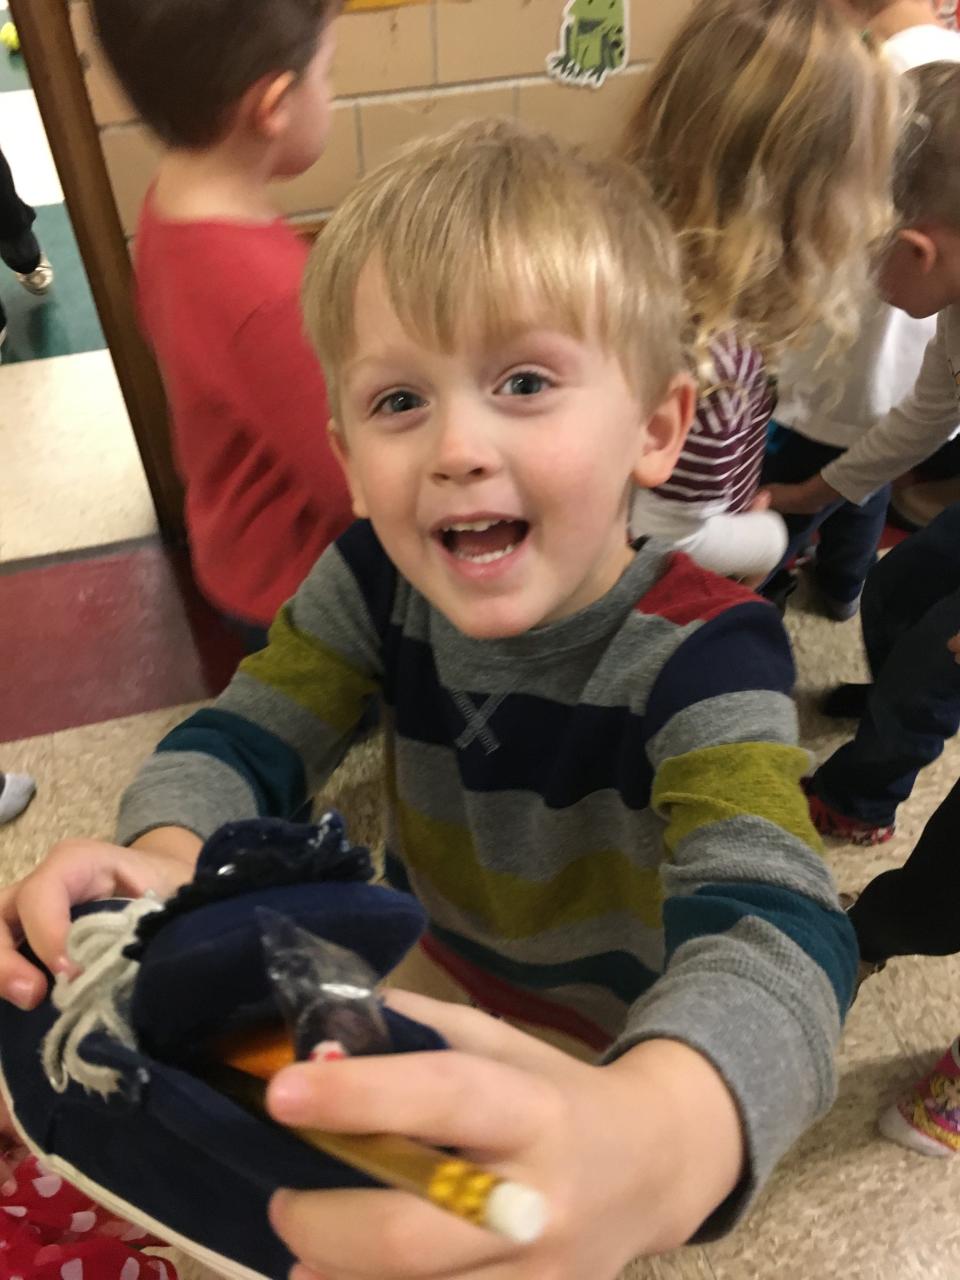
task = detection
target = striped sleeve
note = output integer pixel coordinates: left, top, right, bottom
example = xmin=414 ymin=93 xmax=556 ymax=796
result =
xmin=608 ymin=596 xmax=857 ymax=1236
xmin=654 ymin=335 xmax=773 ymax=512
xmin=116 ymin=521 xmax=394 ymax=845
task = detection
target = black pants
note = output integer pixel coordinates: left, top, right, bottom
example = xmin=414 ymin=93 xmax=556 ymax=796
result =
xmin=0 ymin=146 xmax=37 ymax=270
xmin=0 ymin=146 xmax=39 ymax=336
xmin=849 ymin=775 xmax=960 ymax=963
xmin=760 ymin=425 xmax=890 ymax=606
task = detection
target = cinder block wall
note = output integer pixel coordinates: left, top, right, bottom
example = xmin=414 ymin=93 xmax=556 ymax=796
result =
xmin=70 ymin=0 xmax=692 ymax=236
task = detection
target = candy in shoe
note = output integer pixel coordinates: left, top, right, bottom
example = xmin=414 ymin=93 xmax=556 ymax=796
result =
xmin=0 ymin=814 xmax=446 ymax=1280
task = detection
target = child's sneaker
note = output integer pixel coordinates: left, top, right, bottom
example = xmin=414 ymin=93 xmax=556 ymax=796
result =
xmin=814 ymin=585 xmax=861 ymax=623
xmin=15 ymin=254 xmax=54 ymax=296
xmin=802 ymin=780 xmax=895 ymax=845
xmin=0 ymin=773 xmax=36 ymax=825
xmin=879 ymin=1038 xmax=960 ymax=1157
xmin=0 ymin=816 xmax=447 ymax=1280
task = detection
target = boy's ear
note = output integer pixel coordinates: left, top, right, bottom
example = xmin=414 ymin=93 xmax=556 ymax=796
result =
xmin=241 ymin=71 xmax=298 ymax=142
xmin=328 ymin=421 xmax=369 ymax=519
xmin=896 ymin=227 xmax=939 ymax=275
xmin=632 ymin=374 xmax=697 ymax=490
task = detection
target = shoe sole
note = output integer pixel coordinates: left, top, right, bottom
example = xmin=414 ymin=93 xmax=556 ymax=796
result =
xmin=16 ymin=277 xmax=53 ymax=296
xmin=815 ymin=826 xmax=895 ymax=847
xmin=823 ymin=603 xmax=860 ymax=623
xmin=878 ymin=1101 xmax=954 ymax=1157
xmin=842 ymin=825 xmax=895 ymax=847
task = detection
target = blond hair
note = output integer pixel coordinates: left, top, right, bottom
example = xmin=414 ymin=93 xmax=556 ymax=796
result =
xmin=303 ymin=118 xmax=687 ymax=418
xmin=623 ymin=0 xmax=903 ymax=369
xmin=895 ymin=61 xmax=960 ymax=231
xmin=841 ymin=0 xmax=893 ymax=17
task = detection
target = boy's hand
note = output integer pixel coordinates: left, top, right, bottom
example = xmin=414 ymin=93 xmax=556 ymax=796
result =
xmin=949 ymin=633 xmax=960 ymax=663
xmin=267 ymin=992 xmax=744 ymax=1280
xmin=0 ymin=828 xmax=201 ymax=1011
xmin=763 ymin=474 xmax=840 ymax=515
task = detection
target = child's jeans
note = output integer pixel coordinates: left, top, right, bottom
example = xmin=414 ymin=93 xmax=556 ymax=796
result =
xmin=760 ymin=425 xmax=890 ymax=605
xmin=849 ymin=775 xmax=960 ymax=964
xmin=812 ymin=501 xmax=960 ymax=826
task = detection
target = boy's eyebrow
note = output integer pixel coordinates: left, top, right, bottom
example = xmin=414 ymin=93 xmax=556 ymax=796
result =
xmin=341 ymin=350 xmax=418 ymax=382
xmin=343 ymin=328 xmax=588 ymax=379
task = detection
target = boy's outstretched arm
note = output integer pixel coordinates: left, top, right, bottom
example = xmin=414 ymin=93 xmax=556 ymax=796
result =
xmin=266 ymin=993 xmax=744 ymax=1280
xmin=625 ymin=573 xmax=856 ymax=1229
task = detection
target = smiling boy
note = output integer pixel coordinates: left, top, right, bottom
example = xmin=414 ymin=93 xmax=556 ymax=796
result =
xmin=0 ymin=122 xmax=856 ymax=1277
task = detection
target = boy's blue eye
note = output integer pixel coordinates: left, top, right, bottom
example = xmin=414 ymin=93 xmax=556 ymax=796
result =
xmin=373 ymin=389 xmax=424 ymax=416
xmin=499 ymin=371 xmax=550 ymax=397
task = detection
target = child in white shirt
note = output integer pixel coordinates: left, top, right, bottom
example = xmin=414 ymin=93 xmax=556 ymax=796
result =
xmin=763 ymin=0 xmax=960 ymax=619
xmin=777 ymin=63 xmax=960 ymax=846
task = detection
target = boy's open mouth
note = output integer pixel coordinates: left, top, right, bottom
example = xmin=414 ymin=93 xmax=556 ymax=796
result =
xmin=436 ymin=519 xmax=530 ymax=565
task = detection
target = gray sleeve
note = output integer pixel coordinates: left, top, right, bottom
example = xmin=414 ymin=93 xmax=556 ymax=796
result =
xmin=116 ymin=535 xmax=391 ymax=845
xmin=605 ymin=677 xmax=855 ymax=1237
xmin=823 ymin=315 xmax=960 ymax=503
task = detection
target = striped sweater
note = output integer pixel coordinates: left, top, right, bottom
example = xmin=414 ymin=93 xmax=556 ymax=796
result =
xmin=656 ymin=333 xmax=773 ymax=513
xmin=118 ymin=522 xmax=856 ymax=1230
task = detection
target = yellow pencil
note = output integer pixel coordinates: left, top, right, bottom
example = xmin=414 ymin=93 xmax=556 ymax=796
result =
xmin=204 ymin=1062 xmax=546 ymax=1246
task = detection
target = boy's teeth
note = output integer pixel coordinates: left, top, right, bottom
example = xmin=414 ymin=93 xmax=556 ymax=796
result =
xmin=440 ymin=517 xmax=527 ymax=562
xmin=447 ymin=519 xmax=500 ymax=533
xmin=453 ymin=542 xmax=520 ymax=564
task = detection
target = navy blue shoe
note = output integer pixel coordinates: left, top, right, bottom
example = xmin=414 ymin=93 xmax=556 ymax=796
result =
xmin=0 ymin=815 xmax=445 ymax=1280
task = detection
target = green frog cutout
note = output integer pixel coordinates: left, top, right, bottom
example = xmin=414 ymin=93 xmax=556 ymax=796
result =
xmin=548 ymin=0 xmax=628 ymax=88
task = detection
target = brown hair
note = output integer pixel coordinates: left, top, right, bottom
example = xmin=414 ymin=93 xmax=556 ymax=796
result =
xmin=896 ymin=61 xmax=960 ymax=231
xmin=623 ymin=0 xmax=903 ymax=369
xmin=303 ymin=119 xmax=688 ymax=421
xmin=89 ymin=0 xmax=338 ymax=148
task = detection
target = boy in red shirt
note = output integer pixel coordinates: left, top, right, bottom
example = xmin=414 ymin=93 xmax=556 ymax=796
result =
xmin=91 ymin=0 xmax=353 ymax=646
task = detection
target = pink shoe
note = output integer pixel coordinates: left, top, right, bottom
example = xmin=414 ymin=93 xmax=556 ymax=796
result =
xmin=802 ymin=780 xmax=895 ymax=846
xmin=879 ymin=1037 xmax=960 ymax=1157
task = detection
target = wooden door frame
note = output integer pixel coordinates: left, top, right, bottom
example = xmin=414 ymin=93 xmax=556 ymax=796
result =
xmin=8 ymin=0 xmax=184 ymax=543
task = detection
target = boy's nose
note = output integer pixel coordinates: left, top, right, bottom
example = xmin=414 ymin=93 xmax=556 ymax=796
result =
xmin=430 ymin=407 xmax=499 ymax=482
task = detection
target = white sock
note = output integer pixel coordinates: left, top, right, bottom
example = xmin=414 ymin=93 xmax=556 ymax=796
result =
xmin=0 ymin=773 xmax=36 ymax=824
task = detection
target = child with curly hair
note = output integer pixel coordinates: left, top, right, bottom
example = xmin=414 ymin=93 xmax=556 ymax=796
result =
xmin=625 ymin=0 xmax=902 ymax=582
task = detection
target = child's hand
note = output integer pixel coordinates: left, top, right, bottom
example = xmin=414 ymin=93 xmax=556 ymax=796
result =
xmin=949 ymin=633 xmax=960 ymax=663
xmin=763 ymin=474 xmax=840 ymax=515
xmin=267 ymin=992 xmax=744 ymax=1280
xmin=0 ymin=828 xmax=201 ymax=1011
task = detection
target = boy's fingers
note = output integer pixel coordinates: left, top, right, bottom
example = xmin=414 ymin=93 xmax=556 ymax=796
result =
xmin=0 ymin=892 xmax=49 ymax=1010
xmin=271 ymin=1187 xmax=512 ymax=1279
xmin=12 ymin=871 xmax=77 ymax=978
xmin=268 ymin=1050 xmax=556 ymax=1153
xmin=383 ymin=991 xmax=571 ymax=1075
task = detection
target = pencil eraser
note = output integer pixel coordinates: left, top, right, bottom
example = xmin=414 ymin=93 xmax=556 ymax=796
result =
xmin=485 ymin=1181 xmax=548 ymax=1245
